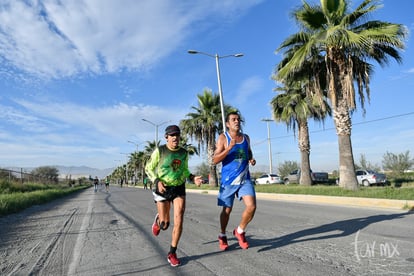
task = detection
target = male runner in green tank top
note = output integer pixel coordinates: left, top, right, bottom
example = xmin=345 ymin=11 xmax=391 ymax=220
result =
xmin=145 ymin=124 xmax=202 ymax=267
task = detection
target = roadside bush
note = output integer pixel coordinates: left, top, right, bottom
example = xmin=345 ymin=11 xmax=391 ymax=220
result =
xmin=0 ymin=179 xmax=16 ymax=194
xmin=0 ymin=185 xmax=87 ymax=216
xmin=387 ymin=172 xmax=414 ymax=187
xmin=0 ymin=190 xmax=60 ymax=216
xmin=0 ymin=180 xmax=51 ymax=194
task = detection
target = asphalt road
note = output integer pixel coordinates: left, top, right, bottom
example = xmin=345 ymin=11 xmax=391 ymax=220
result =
xmin=0 ymin=185 xmax=413 ymax=276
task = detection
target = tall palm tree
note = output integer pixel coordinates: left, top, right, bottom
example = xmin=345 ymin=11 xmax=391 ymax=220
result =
xmin=180 ymin=89 xmax=236 ymax=187
xmin=275 ymin=0 xmax=407 ymax=190
xmin=179 ymin=136 xmax=199 ymax=156
xmin=129 ymin=151 xmax=146 ymax=184
xmin=129 ymin=151 xmax=139 ymax=182
xmin=272 ymin=81 xmax=331 ymax=185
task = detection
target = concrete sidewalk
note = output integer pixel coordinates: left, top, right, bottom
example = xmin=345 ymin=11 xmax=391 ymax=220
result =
xmin=187 ymin=189 xmax=414 ymax=211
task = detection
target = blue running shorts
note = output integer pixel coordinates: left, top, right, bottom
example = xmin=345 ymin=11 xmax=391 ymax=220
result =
xmin=217 ymin=181 xmax=256 ymax=207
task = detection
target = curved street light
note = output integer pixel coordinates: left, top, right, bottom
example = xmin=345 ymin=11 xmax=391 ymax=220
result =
xmin=127 ymin=140 xmax=144 ymax=152
xmin=142 ymin=118 xmax=170 ymax=143
xmin=188 ymin=49 xmax=243 ymax=133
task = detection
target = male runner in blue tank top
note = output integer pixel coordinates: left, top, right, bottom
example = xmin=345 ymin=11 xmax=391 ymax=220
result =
xmin=213 ymin=111 xmax=256 ymax=250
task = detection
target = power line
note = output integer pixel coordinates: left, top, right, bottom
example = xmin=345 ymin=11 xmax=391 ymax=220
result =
xmin=254 ymin=111 xmax=414 ymax=145
xmin=353 ymin=111 xmax=414 ymax=126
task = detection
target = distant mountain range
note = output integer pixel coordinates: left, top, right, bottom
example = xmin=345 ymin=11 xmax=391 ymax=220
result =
xmin=4 ymin=165 xmax=114 ymax=179
xmin=56 ymin=166 xmax=115 ymax=179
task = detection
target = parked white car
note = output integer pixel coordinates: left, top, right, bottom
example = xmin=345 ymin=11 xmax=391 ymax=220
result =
xmin=356 ymin=169 xmax=387 ymax=186
xmin=255 ymin=174 xmax=283 ymax=185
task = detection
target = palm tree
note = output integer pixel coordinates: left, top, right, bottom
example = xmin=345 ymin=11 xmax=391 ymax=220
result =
xmin=128 ymin=152 xmax=138 ymax=183
xmin=114 ymin=165 xmax=126 ymax=185
xmin=180 ymin=89 xmax=236 ymax=187
xmin=142 ymin=140 xmax=158 ymax=165
xmin=179 ymin=136 xmax=199 ymax=156
xmin=129 ymin=151 xmax=146 ymax=184
xmin=275 ymin=0 xmax=407 ymax=190
xmin=143 ymin=140 xmax=159 ymax=156
xmin=272 ymin=81 xmax=331 ymax=185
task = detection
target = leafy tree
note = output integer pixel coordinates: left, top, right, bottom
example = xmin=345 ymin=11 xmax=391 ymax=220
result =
xmin=275 ymin=0 xmax=407 ymax=190
xmin=31 ymin=166 xmax=59 ymax=184
xmin=111 ymin=165 xmax=126 ymax=185
xmin=331 ymin=170 xmax=339 ymax=179
xmin=278 ymin=161 xmax=299 ymax=178
xmin=194 ymin=162 xmax=210 ymax=178
xmin=382 ymin=151 xmax=414 ymax=174
xmin=357 ymin=154 xmax=381 ymax=171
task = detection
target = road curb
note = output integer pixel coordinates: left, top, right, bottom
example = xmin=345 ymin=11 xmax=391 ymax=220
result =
xmin=186 ymin=189 xmax=414 ymax=211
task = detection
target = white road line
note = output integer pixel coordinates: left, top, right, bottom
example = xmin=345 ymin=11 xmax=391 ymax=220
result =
xmin=67 ymin=191 xmax=94 ymax=276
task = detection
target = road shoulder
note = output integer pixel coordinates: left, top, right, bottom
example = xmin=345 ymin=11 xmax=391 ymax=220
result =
xmin=186 ymin=189 xmax=414 ymax=211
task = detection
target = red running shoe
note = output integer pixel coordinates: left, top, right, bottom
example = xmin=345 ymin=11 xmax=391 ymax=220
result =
xmin=233 ymin=228 xmax=249 ymax=249
xmin=152 ymin=213 xmax=160 ymax=236
xmin=167 ymin=253 xmax=181 ymax=267
xmin=218 ymin=235 xmax=229 ymax=251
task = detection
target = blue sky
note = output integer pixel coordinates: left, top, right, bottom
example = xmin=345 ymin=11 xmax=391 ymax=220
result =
xmin=0 ymin=0 xmax=413 ymax=173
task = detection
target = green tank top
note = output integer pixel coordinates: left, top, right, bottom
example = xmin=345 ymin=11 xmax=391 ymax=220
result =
xmin=145 ymin=145 xmax=190 ymax=186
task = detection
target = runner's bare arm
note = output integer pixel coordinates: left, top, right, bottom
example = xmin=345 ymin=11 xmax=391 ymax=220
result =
xmin=213 ymin=133 xmax=235 ymax=164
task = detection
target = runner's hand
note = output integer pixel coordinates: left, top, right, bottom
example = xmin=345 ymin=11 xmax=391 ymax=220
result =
xmin=158 ymin=181 xmax=166 ymax=193
xmin=194 ymin=176 xmax=203 ymax=187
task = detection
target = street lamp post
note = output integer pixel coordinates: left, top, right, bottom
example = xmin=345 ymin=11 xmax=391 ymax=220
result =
xmin=262 ymin=118 xmax=274 ymax=174
xmin=188 ymin=50 xmax=243 ymax=133
xmin=127 ymin=140 xmax=143 ymax=152
xmin=142 ymin=119 xmax=170 ymax=143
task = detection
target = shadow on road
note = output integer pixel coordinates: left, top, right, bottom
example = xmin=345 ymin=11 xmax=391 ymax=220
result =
xmin=250 ymin=211 xmax=413 ymax=252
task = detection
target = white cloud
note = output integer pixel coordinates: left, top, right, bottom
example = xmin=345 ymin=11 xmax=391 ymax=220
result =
xmin=405 ymin=68 xmax=414 ymax=73
xmin=0 ymin=98 xmax=187 ymax=168
xmin=0 ymin=1 xmax=85 ymax=79
xmin=235 ymin=76 xmax=265 ymax=105
xmin=0 ymin=0 xmax=269 ymax=169
xmin=11 ymin=99 xmax=185 ymax=140
xmin=0 ymin=0 xmax=263 ymax=80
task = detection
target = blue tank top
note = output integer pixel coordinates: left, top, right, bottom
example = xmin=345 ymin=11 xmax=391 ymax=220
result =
xmin=221 ymin=132 xmax=251 ymax=186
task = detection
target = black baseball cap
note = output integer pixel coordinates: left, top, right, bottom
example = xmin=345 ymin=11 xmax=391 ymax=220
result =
xmin=165 ymin=125 xmax=180 ymax=135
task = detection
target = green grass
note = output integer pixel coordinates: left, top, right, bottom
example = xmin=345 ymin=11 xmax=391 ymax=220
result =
xmin=257 ymin=184 xmax=414 ymax=200
xmin=0 ymin=181 xmax=88 ymax=217
xmin=188 ymin=182 xmax=414 ymax=201
xmin=0 ymin=180 xmax=52 ymax=193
